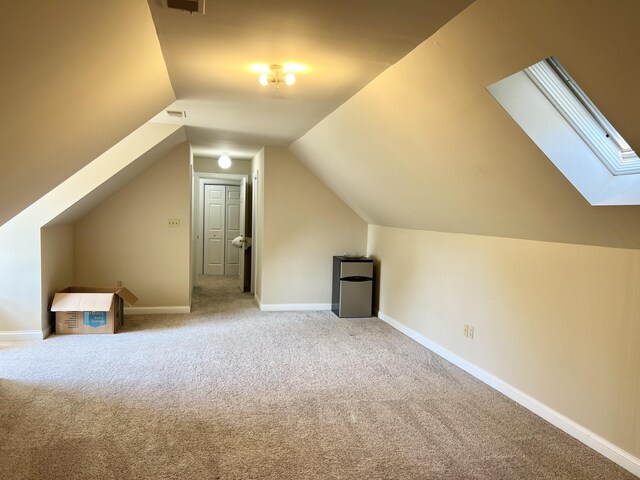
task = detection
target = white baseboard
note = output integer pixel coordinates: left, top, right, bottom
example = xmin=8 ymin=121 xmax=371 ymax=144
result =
xmin=255 ymin=296 xmax=331 ymax=312
xmin=377 ymin=311 xmax=640 ymax=478
xmin=0 ymin=329 xmax=47 ymax=342
xmin=124 ymin=306 xmax=191 ymax=315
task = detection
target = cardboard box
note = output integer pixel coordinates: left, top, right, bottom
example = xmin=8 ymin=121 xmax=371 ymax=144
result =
xmin=51 ymin=286 xmax=138 ymax=334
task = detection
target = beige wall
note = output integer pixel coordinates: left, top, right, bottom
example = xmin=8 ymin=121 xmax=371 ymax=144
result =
xmin=287 ymin=0 xmax=640 ymax=466
xmin=0 ymin=123 xmax=183 ymax=336
xmin=40 ymin=225 xmax=75 ymax=331
xmin=194 ymin=157 xmax=252 ymax=178
xmin=259 ymin=147 xmax=367 ymax=306
xmin=368 ymin=224 xmax=640 ymax=458
xmin=0 ymin=0 xmax=175 ymax=226
xmin=0 ymin=220 xmax=42 ymax=334
xmin=74 ymin=142 xmax=191 ymax=308
xmin=291 ymin=0 xmax=640 ymax=249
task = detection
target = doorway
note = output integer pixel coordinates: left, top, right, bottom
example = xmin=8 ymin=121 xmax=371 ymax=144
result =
xmin=192 ymin=172 xmax=251 ymax=293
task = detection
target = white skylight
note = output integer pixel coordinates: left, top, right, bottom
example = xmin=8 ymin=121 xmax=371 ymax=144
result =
xmin=524 ymin=57 xmax=639 ymax=176
xmin=488 ymin=57 xmax=640 ymax=206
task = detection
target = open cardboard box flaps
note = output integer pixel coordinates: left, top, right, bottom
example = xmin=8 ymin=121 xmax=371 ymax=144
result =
xmin=51 ymin=286 xmax=138 ymax=334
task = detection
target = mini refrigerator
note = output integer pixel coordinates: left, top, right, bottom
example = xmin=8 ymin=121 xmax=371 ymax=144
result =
xmin=332 ymin=256 xmax=373 ymax=318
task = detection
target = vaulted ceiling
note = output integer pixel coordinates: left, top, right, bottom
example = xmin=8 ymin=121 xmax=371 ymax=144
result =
xmin=0 ymin=0 xmax=174 ymax=225
xmin=0 ymin=0 xmax=472 ymax=225
xmin=3 ymin=0 xmax=640 ymax=249
xmin=291 ymin=0 xmax=640 ymax=248
xmin=147 ymin=0 xmax=474 ymax=157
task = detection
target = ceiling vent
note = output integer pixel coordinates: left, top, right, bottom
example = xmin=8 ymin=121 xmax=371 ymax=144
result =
xmin=166 ymin=110 xmax=187 ymax=118
xmin=161 ymin=0 xmax=205 ymax=15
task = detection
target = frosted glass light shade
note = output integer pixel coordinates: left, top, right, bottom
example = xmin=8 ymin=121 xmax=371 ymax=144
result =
xmin=218 ymin=154 xmax=232 ymax=169
xmin=285 ymin=73 xmax=296 ymax=85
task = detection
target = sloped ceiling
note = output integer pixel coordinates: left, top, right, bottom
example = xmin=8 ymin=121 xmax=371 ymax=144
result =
xmin=148 ymin=0 xmax=474 ymax=157
xmin=0 ymin=0 xmax=175 ymax=226
xmin=45 ymin=129 xmax=187 ymax=228
xmin=291 ymin=0 xmax=640 ymax=249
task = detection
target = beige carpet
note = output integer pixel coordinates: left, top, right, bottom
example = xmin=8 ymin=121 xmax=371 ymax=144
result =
xmin=0 ymin=276 xmax=636 ymax=479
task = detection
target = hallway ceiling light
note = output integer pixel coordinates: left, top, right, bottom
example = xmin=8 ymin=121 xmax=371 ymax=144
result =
xmin=257 ymin=64 xmax=297 ymax=89
xmin=218 ymin=153 xmax=232 ymax=169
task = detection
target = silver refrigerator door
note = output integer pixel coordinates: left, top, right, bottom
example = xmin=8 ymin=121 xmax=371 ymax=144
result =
xmin=339 ymin=279 xmax=373 ymax=317
xmin=341 ymin=261 xmax=373 ymax=279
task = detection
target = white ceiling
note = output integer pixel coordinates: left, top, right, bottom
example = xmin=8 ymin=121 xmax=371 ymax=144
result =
xmin=148 ymin=0 xmax=474 ymax=158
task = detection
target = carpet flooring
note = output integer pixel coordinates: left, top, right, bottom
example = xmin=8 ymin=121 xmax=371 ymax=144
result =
xmin=0 ymin=276 xmax=636 ymax=479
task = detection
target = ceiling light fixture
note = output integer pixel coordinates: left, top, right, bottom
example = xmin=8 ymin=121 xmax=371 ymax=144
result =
xmin=258 ymin=64 xmax=296 ymax=89
xmin=218 ymin=153 xmax=232 ymax=169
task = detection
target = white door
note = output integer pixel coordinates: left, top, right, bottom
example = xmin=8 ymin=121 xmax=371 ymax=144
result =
xmin=204 ymin=185 xmax=225 ymax=275
xmin=224 ymin=186 xmax=241 ymax=276
xmin=238 ymin=177 xmax=247 ymax=291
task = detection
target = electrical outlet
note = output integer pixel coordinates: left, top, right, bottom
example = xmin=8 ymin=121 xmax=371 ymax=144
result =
xmin=463 ymin=323 xmax=475 ymax=339
xmin=116 ymin=280 xmax=123 ymax=287
xmin=168 ymin=218 xmax=180 ymax=228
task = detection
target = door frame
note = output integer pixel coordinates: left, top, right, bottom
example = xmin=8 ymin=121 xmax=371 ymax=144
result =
xmin=251 ymin=170 xmax=258 ymax=294
xmin=192 ymin=172 xmax=249 ymax=281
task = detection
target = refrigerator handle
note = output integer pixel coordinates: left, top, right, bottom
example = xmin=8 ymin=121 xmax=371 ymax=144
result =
xmin=341 ymin=276 xmax=372 ymax=282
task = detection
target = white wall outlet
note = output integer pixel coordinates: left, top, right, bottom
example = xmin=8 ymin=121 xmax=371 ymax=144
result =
xmin=468 ymin=325 xmax=474 ymax=339
xmin=168 ymin=218 xmax=180 ymax=228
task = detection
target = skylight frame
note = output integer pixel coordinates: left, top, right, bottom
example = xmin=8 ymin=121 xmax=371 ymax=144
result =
xmin=524 ymin=57 xmax=640 ymax=176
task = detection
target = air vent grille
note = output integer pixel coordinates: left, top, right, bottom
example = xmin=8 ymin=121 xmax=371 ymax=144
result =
xmin=166 ymin=110 xmax=187 ymax=118
xmin=162 ymin=0 xmax=205 ymax=15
